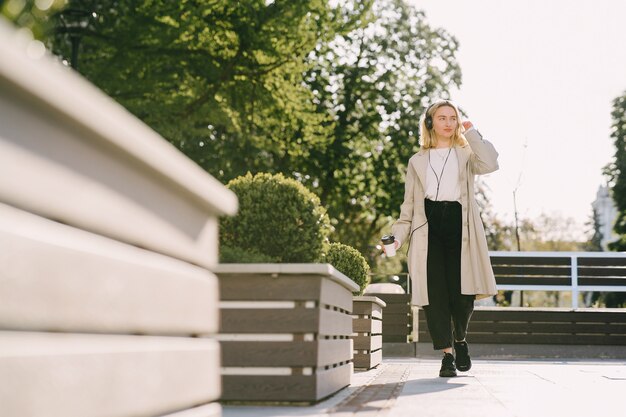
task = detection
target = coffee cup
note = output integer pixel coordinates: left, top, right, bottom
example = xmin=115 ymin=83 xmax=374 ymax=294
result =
xmin=381 ymin=235 xmax=396 ymax=257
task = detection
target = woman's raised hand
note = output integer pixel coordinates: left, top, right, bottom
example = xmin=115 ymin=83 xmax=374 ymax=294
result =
xmin=462 ymin=121 xmax=473 ymax=130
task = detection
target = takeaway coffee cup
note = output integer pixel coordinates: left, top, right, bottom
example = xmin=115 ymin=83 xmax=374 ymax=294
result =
xmin=381 ymin=235 xmax=396 ymax=257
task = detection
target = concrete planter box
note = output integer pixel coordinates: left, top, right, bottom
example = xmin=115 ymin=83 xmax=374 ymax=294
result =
xmin=215 ymin=264 xmax=359 ymax=403
xmin=352 ymin=296 xmax=386 ymax=369
xmin=0 ymin=19 xmax=235 ymax=417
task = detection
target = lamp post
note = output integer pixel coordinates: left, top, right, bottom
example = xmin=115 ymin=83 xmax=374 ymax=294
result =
xmin=56 ymin=5 xmax=95 ymax=70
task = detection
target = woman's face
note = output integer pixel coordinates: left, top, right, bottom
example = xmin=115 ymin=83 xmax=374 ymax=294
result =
xmin=432 ymin=105 xmax=458 ymax=139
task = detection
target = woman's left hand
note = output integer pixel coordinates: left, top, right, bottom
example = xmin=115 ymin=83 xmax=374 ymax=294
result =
xmin=462 ymin=121 xmax=473 ymax=130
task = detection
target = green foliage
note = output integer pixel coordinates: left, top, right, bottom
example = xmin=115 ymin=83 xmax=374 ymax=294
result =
xmin=324 ymin=242 xmax=370 ymax=294
xmin=219 ymin=245 xmax=279 ymax=263
xmin=46 ymin=0 xmax=365 ymax=180
xmin=590 ymin=291 xmax=626 ymax=308
xmin=220 ymin=172 xmax=330 ymax=263
xmin=300 ymin=0 xmax=461 ymax=253
xmin=582 ymin=207 xmax=603 ymax=251
xmin=602 ymin=91 xmax=626 ymax=307
xmin=607 ymin=92 xmax=626 ymax=251
xmin=1 ymin=0 xmax=65 ymax=40
xmin=30 ymin=0 xmax=460 ymax=262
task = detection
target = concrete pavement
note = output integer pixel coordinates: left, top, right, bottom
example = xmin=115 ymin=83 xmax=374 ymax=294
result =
xmin=223 ymin=358 xmax=626 ymax=417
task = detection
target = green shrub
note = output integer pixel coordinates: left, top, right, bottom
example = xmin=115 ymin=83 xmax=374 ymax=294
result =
xmin=220 ymin=172 xmax=331 ymax=263
xmin=219 ymin=245 xmax=280 ymax=263
xmin=324 ymin=242 xmax=370 ymax=294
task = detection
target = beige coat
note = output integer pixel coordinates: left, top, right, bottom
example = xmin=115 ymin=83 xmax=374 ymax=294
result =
xmin=391 ymin=129 xmax=499 ymax=307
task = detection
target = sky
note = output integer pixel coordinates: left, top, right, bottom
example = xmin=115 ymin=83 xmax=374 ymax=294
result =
xmin=407 ymin=0 xmax=626 ymax=237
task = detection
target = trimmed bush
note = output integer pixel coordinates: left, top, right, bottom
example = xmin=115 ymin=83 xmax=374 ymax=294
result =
xmin=220 ymin=172 xmax=331 ymax=263
xmin=324 ymin=242 xmax=370 ymax=294
xmin=219 ymin=245 xmax=279 ymax=263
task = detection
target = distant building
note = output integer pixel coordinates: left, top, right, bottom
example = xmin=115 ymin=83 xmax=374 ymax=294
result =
xmin=591 ymin=185 xmax=618 ymax=250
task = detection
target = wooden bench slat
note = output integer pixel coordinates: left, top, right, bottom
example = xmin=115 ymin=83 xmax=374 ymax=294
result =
xmin=418 ymin=331 xmax=626 ymax=345
xmin=382 ymin=334 xmax=409 ymax=343
xmin=382 ymin=322 xmax=412 ymax=335
xmin=382 ymin=313 xmax=412 ymax=326
xmin=365 ymin=294 xmax=411 ymax=304
xmin=495 ymin=276 xmax=571 ymax=285
xmin=420 ymin=309 xmax=626 ymax=323
xmin=577 ymin=267 xmax=626 ymax=277
xmin=493 ymin=266 xmax=571 ymax=276
xmin=579 ymin=277 xmax=626 ymax=286
xmin=490 ymin=257 xmax=571 ymax=266
xmin=469 ymin=322 xmax=626 ymax=334
xmin=380 ymin=303 xmax=413 ymax=314
xmin=467 ymin=333 xmax=626 ymax=345
xmin=578 ymin=257 xmax=626 ymax=267
xmin=471 ymin=310 xmax=626 ymax=323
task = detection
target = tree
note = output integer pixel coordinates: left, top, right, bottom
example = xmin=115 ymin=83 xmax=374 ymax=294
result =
xmin=607 ymin=92 xmax=626 ymax=250
xmin=10 ymin=0 xmax=463 ymax=261
xmin=600 ymin=91 xmax=626 ymax=307
xmin=301 ymin=0 xmax=461 ymax=253
xmin=46 ymin=0 xmax=367 ymax=181
xmin=582 ymin=207 xmax=603 ymax=252
xmin=1 ymin=0 xmax=65 ymax=39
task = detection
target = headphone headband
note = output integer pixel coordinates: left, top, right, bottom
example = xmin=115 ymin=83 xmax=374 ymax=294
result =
xmin=424 ymin=100 xmax=453 ymax=130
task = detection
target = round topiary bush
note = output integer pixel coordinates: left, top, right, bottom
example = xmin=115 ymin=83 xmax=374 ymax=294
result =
xmin=219 ymin=245 xmax=279 ymax=263
xmin=324 ymin=242 xmax=370 ymax=294
xmin=220 ymin=172 xmax=331 ymax=263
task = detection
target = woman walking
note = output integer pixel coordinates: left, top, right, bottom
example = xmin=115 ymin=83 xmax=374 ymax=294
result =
xmin=388 ymin=99 xmax=499 ymax=377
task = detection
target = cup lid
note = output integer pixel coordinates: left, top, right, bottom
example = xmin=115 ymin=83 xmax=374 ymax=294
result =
xmin=381 ymin=234 xmax=395 ymax=244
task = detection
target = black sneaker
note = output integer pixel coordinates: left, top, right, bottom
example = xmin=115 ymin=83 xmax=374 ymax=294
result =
xmin=454 ymin=340 xmax=472 ymax=372
xmin=439 ymin=352 xmax=457 ymax=377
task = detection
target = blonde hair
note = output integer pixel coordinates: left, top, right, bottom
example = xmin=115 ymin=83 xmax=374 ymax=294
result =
xmin=419 ymin=100 xmax=468 ymax=149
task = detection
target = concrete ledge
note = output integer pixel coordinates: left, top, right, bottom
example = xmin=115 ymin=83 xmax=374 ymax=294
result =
xmin=416 ymin=342 xmax=626 ymax=359
xmin=0 ymin=332 xmax=221 ymax=417
xmin=0 ymin=203 xmax=219 ymax=335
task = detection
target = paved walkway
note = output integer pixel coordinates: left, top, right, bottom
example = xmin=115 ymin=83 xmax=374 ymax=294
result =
xmin=223 ymin=358 xmax=626 ymax=417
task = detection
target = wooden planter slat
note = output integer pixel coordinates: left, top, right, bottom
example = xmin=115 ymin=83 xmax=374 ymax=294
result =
xmin=219 ymin=274 xmax=323 ymax=301
xmin=353 ymin=335 xmax=383 ymax=351
xmin=381 ymin=303 xmax=413 ymax=314
xmin=352 ymin=296 xmax=385 ymax=370
xmin=353 ymin=318 xmax=383 ymax=334
xmin=352 ymin=302 xmax=384 ymax=318
xmin=354 ymin=350 xmax=383 ymax=370
xmin=220 ymin=307 xmax=352 ymax=336
xmin=220 ymin=339 xmax=352 ymax=367
xmin=222 ymin=363 xmax=352 ymax=402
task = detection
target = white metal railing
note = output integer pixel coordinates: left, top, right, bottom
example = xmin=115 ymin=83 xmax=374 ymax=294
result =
xmin=372 ymin=251 xmax=626 ymax=308
xmin=490 ymin=251 xmax=626 ymax=308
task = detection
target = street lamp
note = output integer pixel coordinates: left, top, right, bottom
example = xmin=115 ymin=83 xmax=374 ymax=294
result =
xmin=55 ymin=5 xmax=96 ymax=69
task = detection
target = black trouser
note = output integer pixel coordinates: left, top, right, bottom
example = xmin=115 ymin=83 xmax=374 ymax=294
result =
xmin=422 ymin=199 xmax=475 ymax=350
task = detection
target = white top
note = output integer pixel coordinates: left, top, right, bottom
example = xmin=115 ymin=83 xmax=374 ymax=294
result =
xmin=425 ymin=147 xmax=460 ymax=202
